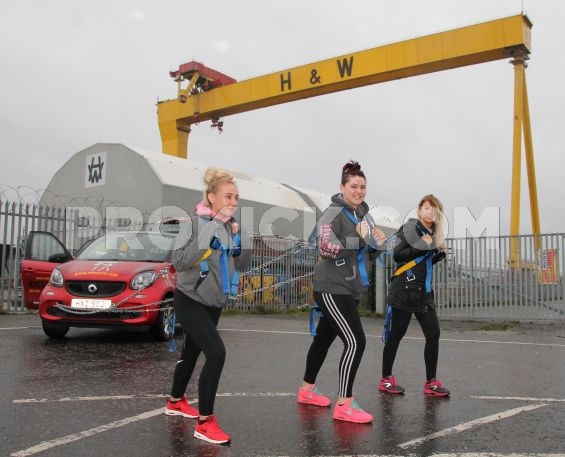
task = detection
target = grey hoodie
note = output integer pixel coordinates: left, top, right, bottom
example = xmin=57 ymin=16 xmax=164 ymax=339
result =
xmin=171 ymin=207 xmax=251 ymax=307
xmin=312 ymin=194 xmax=381 ymax=300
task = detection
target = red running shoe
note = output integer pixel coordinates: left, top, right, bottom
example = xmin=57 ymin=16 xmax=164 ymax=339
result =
xmin=194 ymin=416 xmax=231 ymax=444
xmin=297 ymin=386 xmax=331 ymax=407
xmin=165 ymin=396 xmax=199 ymax=418
xmin=378 ymin=375 xmax=405 ymax=394
xmin=423 ymin=379 xmax=450 ymax=397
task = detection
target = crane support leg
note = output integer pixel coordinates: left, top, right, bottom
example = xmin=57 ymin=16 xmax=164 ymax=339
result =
xmin=509 ymin=55 xmax=525 ymax=267
xmin=509 ymin=53 xmax=540 ymax=268
xmin=522 ymin=73 xmax=541 ymax=250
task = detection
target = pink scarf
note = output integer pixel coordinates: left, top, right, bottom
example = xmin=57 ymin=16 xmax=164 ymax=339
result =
xmin=195 ymin=202 xmax=238 ymax=234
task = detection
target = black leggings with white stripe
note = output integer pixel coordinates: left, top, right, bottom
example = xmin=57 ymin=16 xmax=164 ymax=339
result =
xmin=303 ymin=292 xmax=366 ymax=398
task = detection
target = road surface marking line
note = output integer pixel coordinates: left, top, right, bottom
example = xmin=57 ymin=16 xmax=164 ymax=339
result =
xmin=14 ymin=394 xmax=168 ymax=403
xmin=397 ymin=403 xmax=548 ymax=449
xmin=471 ymin=395 xmax=565 ymax=402
xmin=219 ymin=327 xmax=565 ymax=348
xmin=14 ymin=392 xmax=296 ymax=403
xmin=9 ymin=407 xmax=164 ymax=457
xmin=432 ymin=454 xmax=565 ymax=457
xmin=9 ymin=393 xmax=298 ymax=456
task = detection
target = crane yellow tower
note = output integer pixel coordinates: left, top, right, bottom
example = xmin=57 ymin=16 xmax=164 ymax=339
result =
xmin=157 ymin=14 xmax=538 ymax=261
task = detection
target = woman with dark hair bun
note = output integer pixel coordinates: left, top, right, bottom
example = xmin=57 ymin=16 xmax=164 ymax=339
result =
xmin=297 ymin=160 xmax=386 ymax=423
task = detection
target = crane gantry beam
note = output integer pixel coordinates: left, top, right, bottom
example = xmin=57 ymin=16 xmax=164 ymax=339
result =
xmin=157 ymin=13 xmax=539 ymax=247
xmin=157 ymin=14 xmax=531 ymax=159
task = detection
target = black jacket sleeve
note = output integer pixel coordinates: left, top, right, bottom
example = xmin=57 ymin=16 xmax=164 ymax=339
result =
xmin=393 ymin=220 xmax=435 ymax=264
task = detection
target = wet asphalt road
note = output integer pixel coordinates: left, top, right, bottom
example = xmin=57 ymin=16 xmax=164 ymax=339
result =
xmin=1 ymin=312 xmax=565 ymax=457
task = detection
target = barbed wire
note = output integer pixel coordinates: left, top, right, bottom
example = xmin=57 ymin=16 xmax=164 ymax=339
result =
xmin=0 ymin=184 xmax=138 ymax=210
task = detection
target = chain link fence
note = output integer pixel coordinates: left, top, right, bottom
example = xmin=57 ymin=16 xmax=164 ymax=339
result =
xmin=1 ymin=199 xmax=563 ymax=320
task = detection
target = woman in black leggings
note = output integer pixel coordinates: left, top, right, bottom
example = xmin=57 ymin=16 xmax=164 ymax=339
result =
xmin=169 ymin=292 xmax=225 ymax=420
xmin=297 ymin=161 xmax=385 ymax=423
xmin=379 ymin=194 xmax=450 ymax=397
xmin=164 ymin=167 xmax=250 ymax=444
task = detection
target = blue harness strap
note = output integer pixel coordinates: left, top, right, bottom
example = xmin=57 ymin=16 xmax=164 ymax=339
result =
xmin=341 ymin=208 xmax=370 ymax=287
xmin=309 ymin=302 xmax=324 ymax=336
xmin=424 ymin=255 xmax=433 ymax=292
xmin=382 ymin=303 xmax=392 ymax=343
xmin=198 ymin=219 xmax=242 ymax=298
xmin=168 ymin=311 xmax=177 ymax=352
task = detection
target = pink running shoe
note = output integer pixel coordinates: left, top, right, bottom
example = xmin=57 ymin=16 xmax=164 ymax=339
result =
xmin=378 ymin=375 xmax=405 ymax=394
xmin=194 ymin=416 xmax=231 ymax=444
xmin=165 ymin=396 xmax=199 ymax=418
xmin=332 ymin=398 xmax=373 ymax=423
xmin=297 ymin=386 xmax=331 ymax=407
xmin=423 ymin=379 xmax=450 ymax=397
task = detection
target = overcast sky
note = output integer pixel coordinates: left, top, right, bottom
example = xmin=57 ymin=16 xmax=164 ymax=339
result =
xmin=1 ymin=0 xmax=563 ymax=236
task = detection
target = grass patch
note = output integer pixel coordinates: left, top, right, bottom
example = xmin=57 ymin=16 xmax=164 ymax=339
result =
xmin=222 ymin=305 xmax=384 ymax=319
xmin=223 ymin=305 xmax=311 ymax=316
xmin=478 ymin=321 xmax=520 ymax=331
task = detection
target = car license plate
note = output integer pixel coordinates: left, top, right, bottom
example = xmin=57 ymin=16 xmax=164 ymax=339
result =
xmin=70 ymin=299 xmax=112 ymax=310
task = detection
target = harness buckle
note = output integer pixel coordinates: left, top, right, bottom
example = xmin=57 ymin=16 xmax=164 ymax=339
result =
xmin=199 ymin=271 xmax=208 ymax=278
xmin=335 ymin=258 xmax=346 ymax=267
xmin=406 ymin=273 xmax=415 ymax=282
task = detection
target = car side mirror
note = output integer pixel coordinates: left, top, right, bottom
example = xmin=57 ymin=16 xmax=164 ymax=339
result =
xmin=48 ymin=253 xmax=72 ymax=263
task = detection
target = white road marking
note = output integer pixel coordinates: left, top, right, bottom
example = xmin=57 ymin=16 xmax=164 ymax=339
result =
xmin=269 ymin=454 xmax=565 ymax=457
xmin=8 ymin=393 xmax=563 ymax=456
xmin=14 ymin=392 xmax=296 ymax=403
xmin=471 ymin=395 xmax=565 ymax=403
xmin=219 ymin=327 xmax=565 ymax=348
xmin=397 ymin=403 xmax=548 ymax=449
xmin=15 ymin=393 xmax=565 ymax=404
xmin=7 ymin=325 xmax=564 ymax=456
xmin=0 ymin=326 xmax=42 ymax=331
xmin=419 ymin=337 xmax=565 ymax=348
xmin=432 ymin=454 xmax=565 ymax=457
xmin=13 ymin=394 xmax=168 ymax=403
xmin=14 ymin=394 xmax=167 ymax=403
xmin=9 ymin=392 xmax=297 ymax=456
xmin=3 ymin=324 xmax=564 ymax=348
xmin=10 ymin=407 xmax=164 ymax=457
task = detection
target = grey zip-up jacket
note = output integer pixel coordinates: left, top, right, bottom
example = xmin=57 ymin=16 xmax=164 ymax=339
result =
xmin=171 ymin=208 xmax=251 ymax=307
xmin=313 ymin=194 xmax=382 ymax=300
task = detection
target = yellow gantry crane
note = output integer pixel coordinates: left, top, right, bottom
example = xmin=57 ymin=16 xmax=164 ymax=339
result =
xmin=157 ymin=14 xmax=539 ymax=263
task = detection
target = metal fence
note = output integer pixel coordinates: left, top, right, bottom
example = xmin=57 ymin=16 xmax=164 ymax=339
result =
xmin=433 ymin=234 xmax=565 ymax=320
xmin=1 ymin=199 xmax=563 ymax=320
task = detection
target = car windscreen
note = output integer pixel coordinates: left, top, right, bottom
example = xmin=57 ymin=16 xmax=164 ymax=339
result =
xmin=75 ymin=233 xmax=173 ymax=262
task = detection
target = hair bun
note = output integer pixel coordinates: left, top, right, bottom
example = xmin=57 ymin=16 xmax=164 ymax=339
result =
xmin=342 ymin=160 xmax=361 ymax=175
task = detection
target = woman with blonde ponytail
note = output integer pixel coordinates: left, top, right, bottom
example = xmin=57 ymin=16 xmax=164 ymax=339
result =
xmin=165 ymin=166 xmax=250 ymax=444
xmin=378 ymin=194 xmax=450 ymax=397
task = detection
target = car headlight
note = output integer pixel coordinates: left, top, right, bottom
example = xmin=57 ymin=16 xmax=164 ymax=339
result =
xmin=50 ymin=268 xmax=64 ymax=287
xmin=130 ymin=271 xmax=158 ymax=290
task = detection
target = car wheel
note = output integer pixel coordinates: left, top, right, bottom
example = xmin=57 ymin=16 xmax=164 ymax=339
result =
xmin=42 ymin=322 xmax=69 ymax=338
xmin=151 ymin=303 xmax=175 ymax=342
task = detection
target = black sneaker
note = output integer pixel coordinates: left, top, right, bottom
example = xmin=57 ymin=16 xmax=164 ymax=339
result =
xmin=378 ymin=375 xmax=405 ymax=394
xmin=423 ymin=379 xmax=450 ymax=397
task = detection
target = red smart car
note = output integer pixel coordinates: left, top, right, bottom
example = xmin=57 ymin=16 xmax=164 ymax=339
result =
xmin=21 ymin=230 xmax=176 ymax=341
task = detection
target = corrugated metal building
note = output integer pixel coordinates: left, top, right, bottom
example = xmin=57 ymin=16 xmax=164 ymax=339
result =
xmin=39 ymin=143 xmax=398 ymax=239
